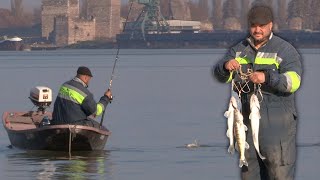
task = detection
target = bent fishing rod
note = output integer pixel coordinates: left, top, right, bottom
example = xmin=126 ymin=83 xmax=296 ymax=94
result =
xmin=100 ymin=1 xmax=134 ymax=128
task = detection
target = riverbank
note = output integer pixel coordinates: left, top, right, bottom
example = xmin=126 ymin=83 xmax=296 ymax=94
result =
xmin=12 ymin=30 xmax=320 ymax=51
xmin=48 ymin=31 xmax=320 ymax=49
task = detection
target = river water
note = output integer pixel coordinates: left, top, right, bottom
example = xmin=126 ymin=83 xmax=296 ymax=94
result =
xmin=0 ymin=49 xmax=318 ymax=180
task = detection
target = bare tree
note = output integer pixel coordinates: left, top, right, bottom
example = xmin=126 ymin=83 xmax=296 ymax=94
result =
xmin=198 ymin=0 xmax=210 ymax=21
xmin=211 ymin=0 xmax=223 ymax=29
xmin=288 ymin=0 xmax=305 ymax=18
xmin=311 ymin=0 xmax=320 ymax=30
xmin=223 ymin=0 xmax=239 ymax=19
xmin=252 ymin=0 xmax=270 ymax=7
xmin=302 ymin=0 xmax=312 ymax=29
xmin=288 ymin=0 xmax=307 ymax=30
xmin=241 ymin=0 xmax=250 ymax=30
xmin=277 ymin=0 xmax=288 ymax=29
xmin=169 ymin=0 xmax=191 ymax=20
xmin=223 ymin=0 xmax=241 ymax=30
xmin=160 ymin=0 xmax=170 ymax=19
xmin=189 ymin=1 xmax=199 ymax=20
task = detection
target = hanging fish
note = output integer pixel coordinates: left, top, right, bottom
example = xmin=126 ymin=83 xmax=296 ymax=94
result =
xmin=224 ymin=96 xmax=237 ymax=154
xmin=234 ymin=108 xmax=249 ymax=168
xmin=249 ymin=94 xmax=266 ymax=160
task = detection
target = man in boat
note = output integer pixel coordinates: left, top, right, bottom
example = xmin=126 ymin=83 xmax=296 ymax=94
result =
xmin=212 ymin=5 xmax=302 ymax=180
xmin=51 ymin=66 xmax=112 ymax=127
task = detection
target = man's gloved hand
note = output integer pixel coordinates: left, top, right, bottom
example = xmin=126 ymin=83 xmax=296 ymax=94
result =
xmin=105 ymin=89 xmax=113 ymax=102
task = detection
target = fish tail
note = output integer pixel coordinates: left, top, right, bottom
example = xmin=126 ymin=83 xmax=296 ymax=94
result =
xmin=228 ymin=145 xmax=235 ymax=154
xmin=258 ymin=153 xmax=266 ymax=160
xmin=239 ymin=159 xmax=249 ymax=168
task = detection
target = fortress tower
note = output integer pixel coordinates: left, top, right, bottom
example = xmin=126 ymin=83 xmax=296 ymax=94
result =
xmin=86 ymin=0 xmax=120 ymax=40
xmin=41 ymin=0 xmax=80 ymax=40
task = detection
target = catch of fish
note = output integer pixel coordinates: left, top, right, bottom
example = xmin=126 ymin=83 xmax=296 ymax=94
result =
xmin=224 ymin=84 xmax=266 ymax=168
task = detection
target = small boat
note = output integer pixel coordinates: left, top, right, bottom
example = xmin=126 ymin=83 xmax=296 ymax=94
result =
xmin=0 ymin=36 xmax=25 ymax=51
xmin=2 ymin=86 xmax=111 ymax=151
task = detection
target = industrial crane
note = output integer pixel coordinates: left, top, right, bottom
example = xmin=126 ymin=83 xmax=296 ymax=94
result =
xmin=129 ymin=0 xmax=170 ymax=40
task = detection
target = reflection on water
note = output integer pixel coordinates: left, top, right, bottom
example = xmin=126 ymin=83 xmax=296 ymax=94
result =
xmin=5 ymin=150 xmax=114 ymax=180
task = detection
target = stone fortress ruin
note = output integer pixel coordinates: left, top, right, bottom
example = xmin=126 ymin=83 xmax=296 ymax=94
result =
xmin=41 ymin=0 xmax=120 ymax=47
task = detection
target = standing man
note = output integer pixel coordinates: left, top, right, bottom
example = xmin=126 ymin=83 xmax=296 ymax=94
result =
xmin=52 ymin=66 xmax=112 ymax=127
xmin=213 ymin=5 xmax=302 ymax=180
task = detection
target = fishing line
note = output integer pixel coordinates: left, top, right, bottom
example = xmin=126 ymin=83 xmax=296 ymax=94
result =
xmin=100 ymin=1 xmax=134 ymax=128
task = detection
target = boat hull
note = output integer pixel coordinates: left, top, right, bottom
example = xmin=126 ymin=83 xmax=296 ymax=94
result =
xmin=3 ymin=112 xmax=111 ymax=151
xmin=0 ymin=40 xmax=23 ymax=51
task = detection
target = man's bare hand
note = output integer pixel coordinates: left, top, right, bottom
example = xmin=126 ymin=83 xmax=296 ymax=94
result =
xmin=249 ymin=72 xmax=265 ymax=84
xmin=224 ymin=59 xmax=240 ymax=71
xmin=105 ymin=89 xmax=113 ymax=100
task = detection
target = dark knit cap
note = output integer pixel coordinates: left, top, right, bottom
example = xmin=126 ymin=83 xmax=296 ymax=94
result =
xmin=77 ymin=66 xmax=93 ymax=77
xmin=248 ymin=5 xmax=273 ymax=25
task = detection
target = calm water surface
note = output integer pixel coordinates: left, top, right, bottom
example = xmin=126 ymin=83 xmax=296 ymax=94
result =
xmin=0 ymin=49 xmax=319 ymax=180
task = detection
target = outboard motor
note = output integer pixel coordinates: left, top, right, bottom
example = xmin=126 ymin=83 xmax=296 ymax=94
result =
xmin=29 ymin=86 xmax=52 ymax=114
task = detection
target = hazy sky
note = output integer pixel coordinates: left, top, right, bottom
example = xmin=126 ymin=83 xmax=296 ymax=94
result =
xmin=0 ymin=0 xmax=41 ymax=11
xmin=0 ymin=0 xmax=133 ymax=11
xmin=0 ymin=0 xmax=289 ymax=13
xmin=0 ymin=0 xmax=129 ymax=11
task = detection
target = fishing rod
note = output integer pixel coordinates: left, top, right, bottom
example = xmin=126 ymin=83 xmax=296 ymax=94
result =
xmin=100 ymin=1 xmax=134 ymax=128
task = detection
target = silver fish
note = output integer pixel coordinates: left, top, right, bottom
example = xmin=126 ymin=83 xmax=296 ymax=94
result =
xmin=234 ymin=108 xmax=249 ymax=167
xmin=224 ymin=96 xmax=237 ymax=154
xmin=249 ymin=94 xmax=266 ymax=160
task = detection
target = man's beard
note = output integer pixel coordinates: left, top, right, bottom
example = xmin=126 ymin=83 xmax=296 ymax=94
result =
xmin=254 ymin=37 xmax=267 ymax=43
xmin=253 ymin=32 xmax=271 ymax=44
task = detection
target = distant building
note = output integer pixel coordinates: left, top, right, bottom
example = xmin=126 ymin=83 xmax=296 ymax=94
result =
xmin=41 ymin=0 xmax=79 ymax=40
xmin=41 ymin=0 xmax=120 ymax=46
xmin=54 ymin=15 xmax=96 ymax=47
xmin=86 ymin=0 xmax=121 ymax=40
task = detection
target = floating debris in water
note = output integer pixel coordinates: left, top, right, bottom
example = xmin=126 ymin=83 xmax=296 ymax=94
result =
xmin=185 ymin=139 xmax=199 ymax=148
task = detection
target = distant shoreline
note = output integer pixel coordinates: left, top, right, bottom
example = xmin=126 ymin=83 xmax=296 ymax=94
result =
xmin=60 ymin=31 xmax=320 ymax=50
xmin=2 ymin=30 xmax=319 ymax=50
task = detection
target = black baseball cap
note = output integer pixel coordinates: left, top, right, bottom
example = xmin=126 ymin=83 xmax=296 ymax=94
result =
xmin=77 ymin=66 xmax=93 ymax=77
xmin=248 ymin=5 xmax=273 ymax=25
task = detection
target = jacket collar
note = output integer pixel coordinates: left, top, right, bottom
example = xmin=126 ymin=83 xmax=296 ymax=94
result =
xmin=247 ymin=32 xmax=273 ymax=50
xmin=73 ymin=77 xmax=88 ymax=88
